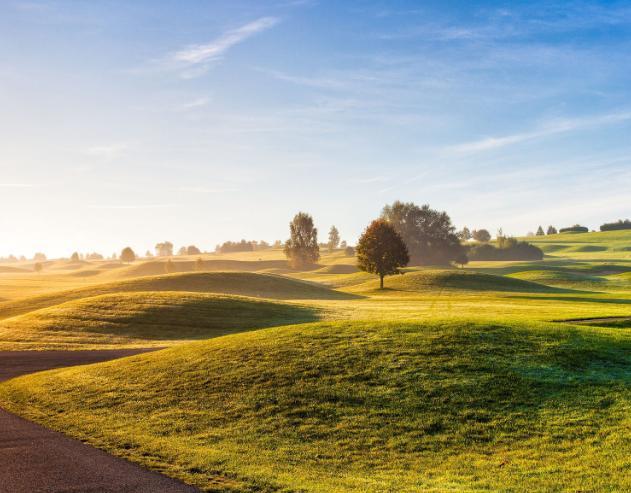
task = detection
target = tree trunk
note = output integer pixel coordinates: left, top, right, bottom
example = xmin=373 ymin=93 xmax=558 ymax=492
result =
xmin=380 ymin=274 xmax=384 ymax=289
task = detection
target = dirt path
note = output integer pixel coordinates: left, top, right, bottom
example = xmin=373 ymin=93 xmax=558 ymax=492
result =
xmin=0 ymin=349 xmax=200 ymax=493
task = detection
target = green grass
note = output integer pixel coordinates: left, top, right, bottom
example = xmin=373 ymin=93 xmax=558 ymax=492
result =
xmin=0 ymin=271 xmax=355 ymax=321
xmin=0 ymin=292 xmax=320 ymax=350
xmin=0 ymin=233 xmax=630 ymax=491
xmin=1 ymin=320 xmax=629 ymax=492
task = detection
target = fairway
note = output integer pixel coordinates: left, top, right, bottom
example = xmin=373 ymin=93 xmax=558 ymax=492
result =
xmin=0 ymin=231 xmax=630 ymax=491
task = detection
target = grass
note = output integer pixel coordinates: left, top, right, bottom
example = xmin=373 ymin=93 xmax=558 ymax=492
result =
xmin=0 ymin=232 xmax=630 ymax=491
xmin=1 ymin=320 xmax=629 ymax=492
xmin=0 ymin=292 xmax=320 ymax=350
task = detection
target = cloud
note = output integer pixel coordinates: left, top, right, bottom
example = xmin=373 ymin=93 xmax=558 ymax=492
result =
xmin=448 ymin=111 xmax=631 ymax=154
xmin=172 ymin=17 xmax=279 ymax=65
xmin=176 ymin=97 xmax=211 ymax=111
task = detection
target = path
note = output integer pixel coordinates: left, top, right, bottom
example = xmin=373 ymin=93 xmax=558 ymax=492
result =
xmin=0 ymin=349 xmax=200 ymax=493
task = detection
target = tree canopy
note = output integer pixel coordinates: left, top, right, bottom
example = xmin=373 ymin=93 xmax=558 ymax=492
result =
xmin=472 ymin=229 xmax=491 ymax=242
xmin=120 ymin=247 xmax=136 ymax=263
xmin=356 ymin=219 xmax=409 ymax=289
xmin=381 ymin=201 xmax=464 ymax=265
xmin=327 ymin=226 xmax=340 ymax=252
xmin=155 ymin=241 xmax=173 ymax=257
xmin=284 ymin=212 xmax=320 ymax=268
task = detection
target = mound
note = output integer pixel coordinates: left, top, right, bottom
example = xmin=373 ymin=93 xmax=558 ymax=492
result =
xmin=508 ymin=269 xmax=604 ymax=287
xmin=1 ymin=320 xmax=628 ymax=492
xmin=0 ymin=272 xmax=355 ymax=320
xmin=316 ymin=264 xmax=359 ymax=274
xmin=568 ymin=245 xmax=608 ymax=252
xmin=68 ymin=269 xmax=102 ymax=277
xmin=117 ymin=259 xmax=291 ymax=278
xmin=0 ymin=266 xmax=29 ymax=273
xmin=351 ymin=269 xmax=560 ymax=293
xmin=0 ymin=292 xmax=318 ymax=349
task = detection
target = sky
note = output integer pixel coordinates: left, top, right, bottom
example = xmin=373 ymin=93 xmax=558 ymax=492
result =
xmin=1 ymin=0 xmax=630 ymax=258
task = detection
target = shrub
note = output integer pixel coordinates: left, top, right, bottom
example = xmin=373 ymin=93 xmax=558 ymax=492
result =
xmin=559 ymin=225 xmax=588 ymax=233
xmin=468 ymin=239 xmax=543 ymax=261
xmin=600 ymin=219 xmax=631 ymax=231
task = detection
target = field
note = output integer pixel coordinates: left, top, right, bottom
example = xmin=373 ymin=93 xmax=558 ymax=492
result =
xmin=0 ymin=230 xmax=629 ymax=491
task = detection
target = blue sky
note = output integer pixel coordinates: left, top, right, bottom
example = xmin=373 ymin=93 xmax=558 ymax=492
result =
xmin=1 ymin=0 xmax=630 ymax=257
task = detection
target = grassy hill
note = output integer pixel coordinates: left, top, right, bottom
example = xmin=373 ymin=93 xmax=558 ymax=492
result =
xmin=1 ymin=320 xmax=628 ymax=492
xmin=0 ymin=292 xmax=319 ymax=350
xmin=348 ymin=269 xmax=563 ymax=293
xmin=0 ymin=271 xmax=355 ymax=321
xmin=522 ymin=229 xmax=631 ymax=259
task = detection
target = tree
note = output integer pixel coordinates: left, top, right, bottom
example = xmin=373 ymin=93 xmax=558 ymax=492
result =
xmin=357 ymin=219 xmax=409 ymax=289
xmin=177 ymin=246 xmax=187 ymax=256
xmin=165 ymin=259 xmax=175 ymax=273
xmin=345 ymin=245 xmax=355 ymax=256
xmin=155 ymin=241 xmax=173 ymax=257
xmin=340 ymin=240 xmax=347 ymax=249
xmin=187 ymin=245 xmax=201 ymax=255
xmin=70 ymin=252 xmax=80 ymax=262
xmin=472 ymin=229 xmax=491 ymax=243
xmin=454 ymin=251 xmax=469 ymax=268
xmin=546 ymin=226 xmax=558 ymax=235
xmin=145 ymin=250 xmax=153 ymax=258
xmin=33 ymin=252 xmax=46 ymax=261
xmin=34 ymin=262 xmax=43 ymax=273
xmin=284 ymin=212 xmax=320 ymax=268
xmin=327 ymin=226 xmax=340 ymax=252
xmin=120 ymin=247 xmax=136 ymax=263
xmin=458 ymin=226 xmax=472 ymax=241
xmin=195 ymin=257 xmax=204 ymax=271
xmin=536 ymin=226 xmax=545 ymax=236
xmin=381 ymin=201 xmax=464 ymax=265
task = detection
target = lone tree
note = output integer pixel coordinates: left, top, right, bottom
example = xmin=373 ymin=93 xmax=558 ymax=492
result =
xmin=356 ymin=219 xmax=409 ymax=289
xmin=327 ymin=225 xmax=340 ymax=252
xmin=195 ymin=257 xmax=204 ymax=271
xmin=381 ymin=201 xmax=464 ymax=265
xmin=472 ymin=229 xmax=491 ymax=243
xmin=546 ymin=225 xmax=558 ymax=235
xmin=120 ymin=246 xmax=136 ymax=263
xmin=165 ymin=259 xmax=176 ymax=273
xmin=458 ymin=226 xmax=472 ymax=241
xmin=70 ymin=252 xmax=80 ymax=262
xmin=34 ymin=262 xmax=43 ymax=273
xmin=284 ymin=212 xmax=320 ymax=268
xmin=536 ymin=226 xmax=545 ymax=236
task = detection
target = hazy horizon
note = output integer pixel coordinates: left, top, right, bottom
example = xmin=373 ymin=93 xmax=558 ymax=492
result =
xmin=2 ymin=0 xmax=630 ymax=258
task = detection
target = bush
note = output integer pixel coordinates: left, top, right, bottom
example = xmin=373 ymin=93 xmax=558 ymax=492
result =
xmin=559 ymin=225 xmax=588 ymax=233
xmin=468 ymin=239 xmax=543 ymax=261
xmin=600 ymin=219 xmax=631 ymax=231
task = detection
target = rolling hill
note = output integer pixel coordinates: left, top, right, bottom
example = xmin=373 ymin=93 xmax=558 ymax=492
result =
xmin=1 ymin=320 xmax=628 ymax=492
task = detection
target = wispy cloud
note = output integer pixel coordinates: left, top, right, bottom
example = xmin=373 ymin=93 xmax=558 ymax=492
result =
xmin=172 ymin=17 xmax=279 ymax=66
xmin=448 ymin=111 xmax=631 ymax=154
xmin=176 ymin=97 xmax=211 ymax=111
